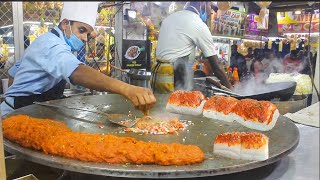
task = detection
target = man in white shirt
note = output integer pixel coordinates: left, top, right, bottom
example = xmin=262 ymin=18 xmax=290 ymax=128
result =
xmin=155 ymin=1 xmax=231 ymax=91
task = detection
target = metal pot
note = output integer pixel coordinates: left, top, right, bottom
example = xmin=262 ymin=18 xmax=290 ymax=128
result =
xmin=127 ymin=69 xmax=151 ymax=88
xmin=110 ymin=65 xmax=151 ymax=88
xmin=272 ymin=95 xmax=308 ymax=115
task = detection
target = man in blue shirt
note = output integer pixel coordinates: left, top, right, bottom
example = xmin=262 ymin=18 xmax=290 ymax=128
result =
xmin=1 ymin=2 xmax=156 ymax=117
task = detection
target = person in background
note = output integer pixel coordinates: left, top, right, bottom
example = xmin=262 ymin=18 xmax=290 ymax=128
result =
xmin=1 ymin=2 xmax=156 ymax=117
xmin=250 ymin=49 xmax=265 ymax=84
xmin=244 ymin=47 xmax=254 ymax=73
xmin=283 ymin=50 xmax=302 ymax=73
xmin=298 ymin=49 xmax=304 ymax=60
xmin=275 ymin=51 xmax=283 ymax=63
xmin=155 ymin=1 xmax=231 ymax=93
xmin=300 ymin=45 xmax=314 ymax=76
xmin=261 ymin=49 xmax=272 ymax=70
xmin=264 ymin=50 xmax=284 ymax=76
xmin=230 ymin=44 xmax=246 ymax=79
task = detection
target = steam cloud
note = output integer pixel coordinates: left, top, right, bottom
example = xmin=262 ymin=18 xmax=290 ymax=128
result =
xmin=174 ymin=59 xmax=194 ymax=91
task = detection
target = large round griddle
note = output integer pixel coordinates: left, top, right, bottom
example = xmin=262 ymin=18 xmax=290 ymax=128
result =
xmin=3 ymin=94 xmax=300 ymax=178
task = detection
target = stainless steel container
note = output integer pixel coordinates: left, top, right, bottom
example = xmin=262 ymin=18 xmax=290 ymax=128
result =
xmin=127 ymin=69 xmax=151 ymax=88
xmin=271 ymin=95 xmax=308 ymax=115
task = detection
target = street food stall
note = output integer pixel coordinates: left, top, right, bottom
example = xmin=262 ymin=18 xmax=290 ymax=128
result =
xmin=0 ymin=1 xmax=319 ymax=180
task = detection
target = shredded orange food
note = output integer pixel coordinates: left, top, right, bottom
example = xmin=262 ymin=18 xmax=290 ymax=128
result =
xmin=2 ymin=115 xmax=205 ymax=166
xmin=125 ymin=116 xmax=190 ymax=135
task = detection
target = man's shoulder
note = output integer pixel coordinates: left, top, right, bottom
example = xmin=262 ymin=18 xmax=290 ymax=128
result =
xmin=30 ymin=32 xmax=69 ymax=51
xmin=34 ymin=32 xmax=64 ymax=47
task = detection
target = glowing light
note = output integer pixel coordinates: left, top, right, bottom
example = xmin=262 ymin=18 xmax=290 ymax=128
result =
xmin=295 ymin=10 xmax=301 ymax=15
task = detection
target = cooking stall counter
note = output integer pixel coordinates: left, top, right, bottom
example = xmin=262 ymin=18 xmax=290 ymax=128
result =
xmin=2 ymin=94 xmax=317 ymax=179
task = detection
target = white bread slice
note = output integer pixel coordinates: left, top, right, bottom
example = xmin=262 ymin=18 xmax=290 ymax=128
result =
xmin=166 ymin=100 xmax=206 ymax=116
xmin=240 ymin=144 xmax=269 ymax=161
xmin=230 ymin=99 xmax=280 ymax=131
xmin=203 ymin=110 xmax=234 ymax=122
xmin=240 ymin=132 xmax=269 ymax=161
xmin=213 ymin=143 xmax=241 ymax=159
xmin=202 ymin=96 xmax=239 ymax=122
xmin=213 ymin=132 xmax=241 ymax=159
xmin=214 ymin=132 xmax=269 ymax=161
xmin=231 ymin=109 xmax=279 ymax=131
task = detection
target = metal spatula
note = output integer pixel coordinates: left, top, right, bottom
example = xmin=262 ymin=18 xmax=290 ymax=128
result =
xmin=33 ymin=101 xmax=137 ymax=128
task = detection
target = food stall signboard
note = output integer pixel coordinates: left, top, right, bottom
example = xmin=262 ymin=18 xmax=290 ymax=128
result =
xmin=122 ymin=40 xmax=147 ymax=69
xmin=244 ymin=13 xmax=269 ymax=39
xmin=211 ymin=9 xmax=246 ymax=37
xmin=277 ymin=11 xmax=320 ymax=33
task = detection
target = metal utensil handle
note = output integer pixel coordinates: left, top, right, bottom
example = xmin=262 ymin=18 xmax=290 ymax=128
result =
xmin=205 ymin=77 xmax=222 ymax=88
xmin=206 ymin=77 xmax=232 ymax=92
xmin=209 ymin=86 xmax=242 ymax=97
xmin=195 ymin=83 xmax=242 ymax=97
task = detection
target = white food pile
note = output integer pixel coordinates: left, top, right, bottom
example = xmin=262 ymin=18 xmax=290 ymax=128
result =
xmin=266 ymin=73 xmax=313 ymax=95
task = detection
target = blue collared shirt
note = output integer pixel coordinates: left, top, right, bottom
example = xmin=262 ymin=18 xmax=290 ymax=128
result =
xmin=1 ymin=26 xmax=83 ymax=116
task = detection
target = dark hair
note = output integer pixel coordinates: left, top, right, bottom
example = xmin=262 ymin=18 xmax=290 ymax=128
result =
xmin=231 ymin=44 xmax=237 ymax=49
xmin=248 ymin=47 xmax=253 ymax=51
xmin=290 ymin=50 xmax=298 ymax=56
xmin=254 ymin=48 xmax=264 ymax=60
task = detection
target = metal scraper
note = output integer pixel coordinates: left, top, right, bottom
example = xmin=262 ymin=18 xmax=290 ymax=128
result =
xmin=33 ymin=101 xmax=137 ymax=128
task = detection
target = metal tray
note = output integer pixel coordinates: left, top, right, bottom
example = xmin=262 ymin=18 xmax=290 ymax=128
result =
xmin=3 ymin=94 xmax=300 ymax=179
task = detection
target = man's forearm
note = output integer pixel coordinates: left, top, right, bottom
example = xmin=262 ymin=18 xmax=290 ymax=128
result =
xmin=70 ymin=65 xmax=131 ymax=96
xmin=207 ymin=55 xmax=232 ymax=89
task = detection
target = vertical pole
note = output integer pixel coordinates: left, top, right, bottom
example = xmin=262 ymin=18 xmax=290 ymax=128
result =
xmin=311 ymin=37 xmax=319 ymax=104
xmin=12 ymin=2 xmax=24 ymax=60
xmin=114 ymin=1 xmax=124 ymax=79
xmin=146 ymin=27 xmax=151 ymax=72
xmin=0 ymin=122 xmax=6 ymax=180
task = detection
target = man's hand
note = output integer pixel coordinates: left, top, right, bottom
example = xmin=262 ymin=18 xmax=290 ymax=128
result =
xmin=207 ymin=55 xmax=232 ymax=89
xmin=122 ymin=85 xmax=157 ymax=113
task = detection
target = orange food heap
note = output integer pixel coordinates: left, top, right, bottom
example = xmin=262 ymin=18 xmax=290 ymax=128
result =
xmin=167 ymin=90 xmax=206 ymax=107
xmin=232 ymin=99 xmax=277 ymax=124
xmin=204 ymin=96 xmax=239 ymax=115
xmin=2 ymin=115 xmax=205 ymax=166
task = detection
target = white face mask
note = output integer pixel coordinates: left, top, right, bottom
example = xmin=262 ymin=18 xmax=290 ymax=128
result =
xmin=63 ymin=22 xmax=84 ymax=51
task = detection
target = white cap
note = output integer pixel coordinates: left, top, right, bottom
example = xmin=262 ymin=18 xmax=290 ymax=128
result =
xmin=60 ymin=2 xmax=100 ymax=28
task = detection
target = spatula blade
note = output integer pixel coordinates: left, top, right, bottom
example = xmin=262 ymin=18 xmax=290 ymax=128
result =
xmin=106 ymin=114 xmax=137 ymax=128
